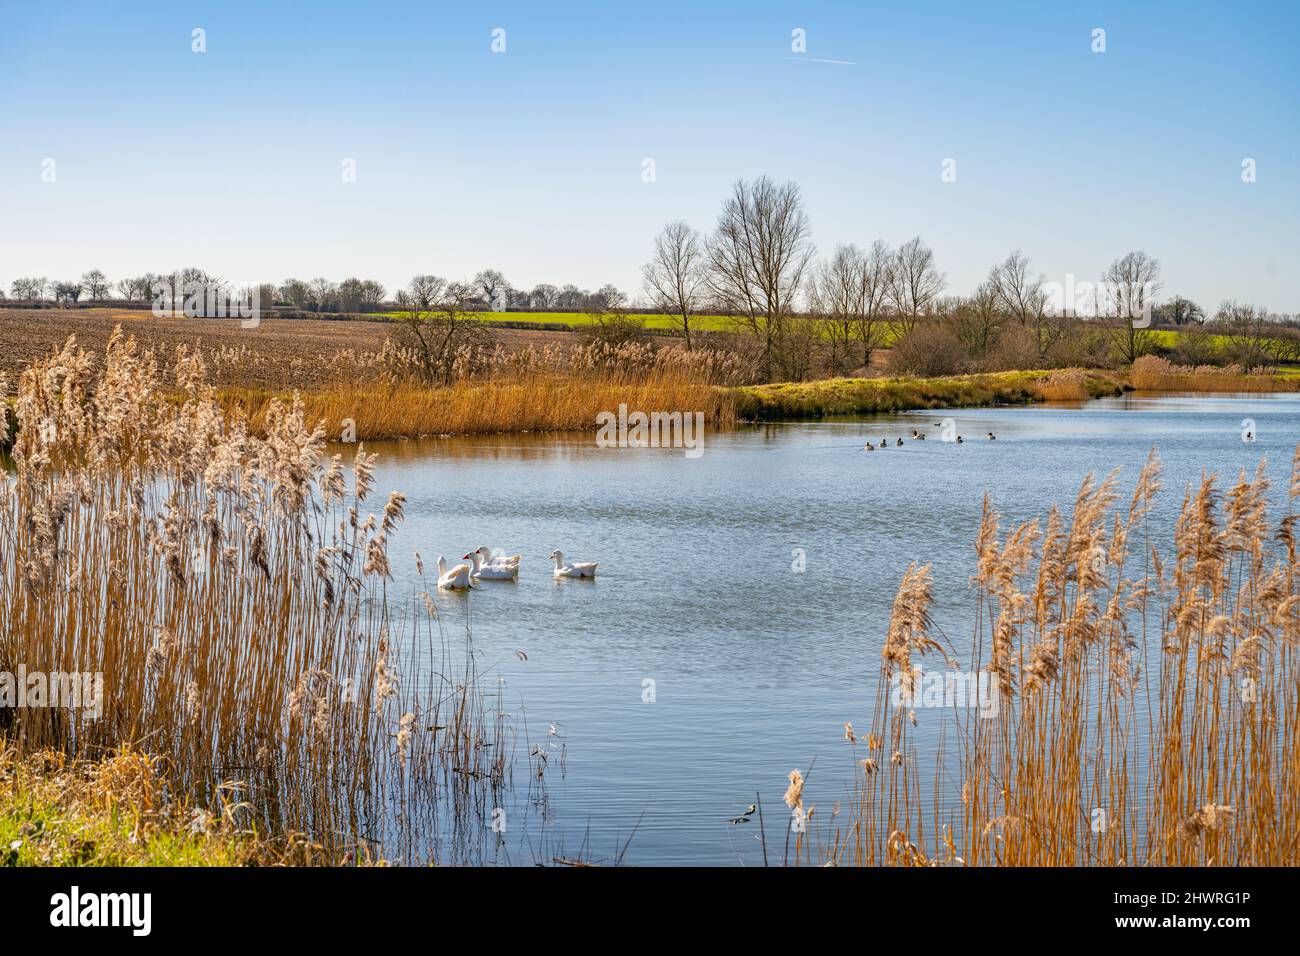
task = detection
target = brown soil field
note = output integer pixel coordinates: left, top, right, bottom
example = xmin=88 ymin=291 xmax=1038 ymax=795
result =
xmin=0 ymin=307 xmax=576 ymax=393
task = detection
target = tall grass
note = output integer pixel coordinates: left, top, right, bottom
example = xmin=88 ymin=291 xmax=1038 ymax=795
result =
xmin=219 ymin=373 xmax=735 ymax=442
xmin=809 ymin=448 xmax=1299 ymax=866
xmin=207 ymin=338 xmax=740 ymax=441
xmin=0 ymin=330 xmax=515 ymax=863
xmin=1131 ymin=354 xmax=1298 ymax=393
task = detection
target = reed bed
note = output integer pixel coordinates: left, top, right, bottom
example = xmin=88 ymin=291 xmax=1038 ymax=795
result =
xmin=0 ymin=330 xmax=519 ymax=864
xmin=201 ymin=338 xmax=740 ymax=441
xmin=1131 ymin=354 xmax=1298 ymax=393
xmin=800 ymin=447 xmax=1300 ymax=866
xmin=219 ymin=372 xmax=735 ymax=442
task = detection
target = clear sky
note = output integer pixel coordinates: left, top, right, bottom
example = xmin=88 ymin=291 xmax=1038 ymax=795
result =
xmin=1 ymin=0 xmax=1296 ymax=310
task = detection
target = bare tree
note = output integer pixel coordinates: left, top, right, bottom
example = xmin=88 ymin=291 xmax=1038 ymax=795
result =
xmin=642 ymin=220 xmax=707 ymax=349
xmin=1103 ymin=250 xmax=1162 ymax=363
xmin=706 ymin=176 xmax=815 ymax=380
xmin=405 ymin=275 xmax=443 ymax=313
xmin=54 ymin=280 xmax=83 ymax=305
xmin=473 ymin=269 xmax=509 ymax=309
xmin=1154 ymin=295 xmax=1204 ymax=326
xmin=1215 ymin=300 xmax=1274 ymax=367
xmin=529 ymin=283 xmax=557 ymax=309
xmin=360 ymin=279 xmax=386 ymax=312
xmin=856 ymin=240 xmax=893 ymax=365
xmin=886 ymin=236 xmax=945 ymax=339
xmin=394 ymin=278 xmax=485 ymax=384
xmin=81 ymin=269 xmax=110 ymax=300
xmin=11 ymin=277 xmax=48 ymax=300
xmin=279 ymin=278 xmax=312 ymax=309
xmin=309 ymin=277 xmax=337 ymax=312
xmin=808 ymin=244 xmax=865 ymax=374
xmin=988 ymin=250 xmax=1051 ymax=356
xmin=947 ymin=282 xmax=1005 ymax=360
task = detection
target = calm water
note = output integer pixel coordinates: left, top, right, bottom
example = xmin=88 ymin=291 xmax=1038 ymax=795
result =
xmin=362 ymin=393 xmax=1300 ymax=865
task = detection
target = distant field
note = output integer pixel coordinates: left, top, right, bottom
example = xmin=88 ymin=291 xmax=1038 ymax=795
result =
xmin=381 ymin=310 xmax=736 ymax=331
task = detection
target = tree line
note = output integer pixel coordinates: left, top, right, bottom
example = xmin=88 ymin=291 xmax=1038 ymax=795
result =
xmin=6 ymin=175 xmax=1297 ymax=380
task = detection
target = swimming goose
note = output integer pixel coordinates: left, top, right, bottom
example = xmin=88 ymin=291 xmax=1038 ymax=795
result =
xmin=895 ymin=437 xmax=904 ymax=446
xmin=464 ymin=550 xmax=519 ymax=581
xmin=864 ymin=441 xmax=875 ymax=451
xmin=474 ymin=545 xmax=521 ymax=569
xmin=987 ymin=431 xmax=996 ymax=441
xmin=436 ymin=555 xmax=473 ymax=590
xmin=956 ymin=435 xmax=964 ymax=444
xmin=550 ymin=549 xmax=597 ymax=578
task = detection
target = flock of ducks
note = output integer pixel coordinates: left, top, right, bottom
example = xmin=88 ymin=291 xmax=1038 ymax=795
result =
xmin=864 ymin=427 xmax=996 ymax=451
xmin=436 ymin=546 xmax=597 ymax=590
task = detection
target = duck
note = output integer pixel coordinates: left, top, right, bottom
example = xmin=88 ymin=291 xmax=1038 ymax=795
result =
xmin=895 ymin=437 xmax=904 ymax=446
xmin=473 ymin=545 xmax=521 ymax=570
xmin=550 ymin=549 xmax=597 ymax=578
xmin=436 ymin=555 xmax=473 ymax=590
xmin=464 ymin=550 xmax=519 ymax=581
xmin=987 ymin=431 xmax=996 ymax=441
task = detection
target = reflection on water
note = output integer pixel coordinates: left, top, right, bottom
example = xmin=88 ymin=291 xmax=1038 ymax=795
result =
xmin=276 ymin=393 xmax=1300 ymax=862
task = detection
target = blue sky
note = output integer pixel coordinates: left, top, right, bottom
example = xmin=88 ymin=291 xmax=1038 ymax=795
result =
xmin=1 ymin=0 xmax=1296 ymax=310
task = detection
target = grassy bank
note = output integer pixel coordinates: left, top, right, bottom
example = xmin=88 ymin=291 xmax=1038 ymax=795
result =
xmin=732 ymin=368 xmax=1127 ymax=420
xmin=0 ymin=748 xmax=280 ymax=866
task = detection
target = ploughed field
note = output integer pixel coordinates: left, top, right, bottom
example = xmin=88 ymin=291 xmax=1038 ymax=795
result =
xmin=0 ymin=308 xmax=574 ymax=393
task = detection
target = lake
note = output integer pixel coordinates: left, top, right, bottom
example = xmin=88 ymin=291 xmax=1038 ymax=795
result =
xmin=360 ymin=392 xmax=1300 ymax=865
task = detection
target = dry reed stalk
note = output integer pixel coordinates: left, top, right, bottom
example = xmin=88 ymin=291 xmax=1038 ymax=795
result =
xmin=818 ymin=445 xmax=1298 ymax=866
xmin=0 ymin=328 xmax=516 ymax=863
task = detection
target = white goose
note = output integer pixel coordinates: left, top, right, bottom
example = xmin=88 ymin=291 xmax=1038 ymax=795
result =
xmin=474 ymin=545 xmax=521 ymax=570
xmin=549 ymin=549 xmax=597 ymax=578
xmin=464 ymin=550 xmax=519 ymax=581
xmin=436 ymin=554 xmax=473 ymax=590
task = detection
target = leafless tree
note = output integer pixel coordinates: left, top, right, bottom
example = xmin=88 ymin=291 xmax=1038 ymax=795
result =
xmin=987 ymin=250 xmax=1052 ymax=356
xmin=886 ymin=236 xmax=944 ymax=338
xmin=309 ymin=277 xmax=337 ymax=312
xmin=81 ymin=269 xmax=110 ymax=300
xmin=1214 ymin=300 xmax=1275 ymax=367
xmin=529 ymin=283 xmax=557 ymax=309
xmin=1103 ymin=250 xmax=1162 ymax=363
xmin=279 ymin=278 xmax=312 ymax=309
xmin=473 ymin=269 xmax=509 ymax=309
xmin=1154 ymin=295 xmax=1204 ymax=326
xmin=394 ymin=278 xmax=484 ymax=384
xmin=405 ymin=274 xmax=443 ymax=313
xmin=642 ymin=220 xmax=707 ymax=349
xmin=808 ymin=244 xmax=866 ymax=374
xmin=706 ymin=176 xmax=815 ymax=380
xmin=947 ymin=282 xmax=1005 ymax=360
xmin=856 ymin=240 xmax=893 ymax=365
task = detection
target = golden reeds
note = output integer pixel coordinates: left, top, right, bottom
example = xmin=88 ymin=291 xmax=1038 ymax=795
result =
xmin=0 ymin=329 xmax=514 ymax=863
xmin=821 ymin=445 xmax=1299 ymax=866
